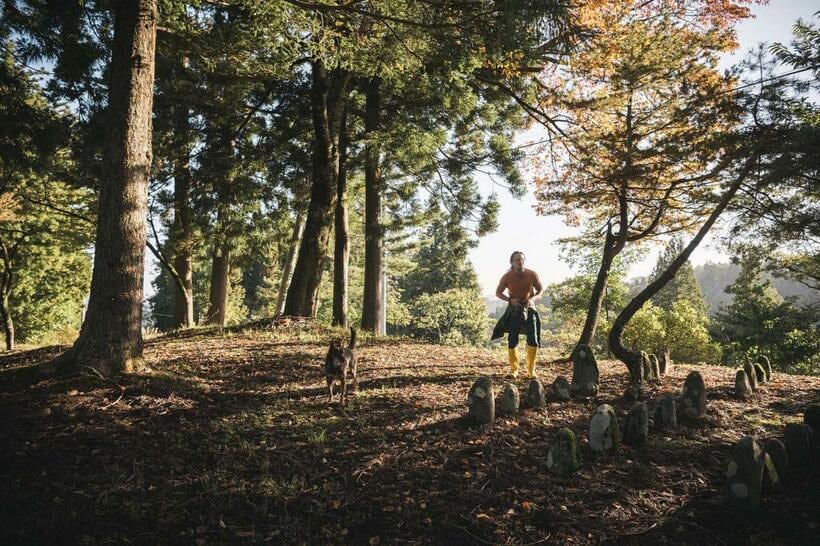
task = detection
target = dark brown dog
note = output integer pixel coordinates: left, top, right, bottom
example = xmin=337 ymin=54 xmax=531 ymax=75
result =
xmin=324 ymin=328 xmax=357 ymax=405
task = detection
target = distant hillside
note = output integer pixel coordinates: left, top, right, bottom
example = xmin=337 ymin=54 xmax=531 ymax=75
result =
xmin=631 ymin=262 xmax=819 ymax=316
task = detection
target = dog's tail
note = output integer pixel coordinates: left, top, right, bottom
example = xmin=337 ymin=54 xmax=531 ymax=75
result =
xmin=347 ymin=328 xmax=356 ymax=350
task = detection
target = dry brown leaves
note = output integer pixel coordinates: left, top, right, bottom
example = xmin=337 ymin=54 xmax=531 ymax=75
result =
xmin=0 ymin=326 xmax=818 ymax=545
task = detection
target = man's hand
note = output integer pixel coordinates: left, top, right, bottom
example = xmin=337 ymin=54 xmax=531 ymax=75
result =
xmin=510 ymin=298 xmax=528 ymax=308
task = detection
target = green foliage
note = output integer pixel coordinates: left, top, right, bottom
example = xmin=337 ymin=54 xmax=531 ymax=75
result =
xmin=399 ymin=213 xmax=481 ymax=301
xmin=651 ymin=238 xmax=710 ymax=315
xmin=409 ymin=288 xmax=488 ymax=346
xmin=711 ymin=258 xmax=819 ymax=372
xmin=726 ymin=18 xmax=819 ymax=292
xmin=621 ymin=303 xmax=665 ymax=355
xmin=661 ymin=299 xmax=722 ymax=363
xmin=10 ymin=242 xmax=90 ymax=344
xmin=545 ymin=270 xmax=721 ymax=363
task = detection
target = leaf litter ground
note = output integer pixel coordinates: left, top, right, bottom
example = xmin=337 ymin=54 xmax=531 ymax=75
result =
xmin=1 ymin=322 xmax=818 ymax=545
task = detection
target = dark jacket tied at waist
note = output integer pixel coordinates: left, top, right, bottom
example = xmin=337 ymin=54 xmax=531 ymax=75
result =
xmin=491 ymin=303 xmax=540 ymax=342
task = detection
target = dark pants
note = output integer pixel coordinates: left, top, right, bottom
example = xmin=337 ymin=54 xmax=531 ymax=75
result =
xmin=508 ymin=307 xmax=540 ymax=349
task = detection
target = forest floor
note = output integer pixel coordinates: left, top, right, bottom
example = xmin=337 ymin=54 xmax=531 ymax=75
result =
xmin=1 ymin=321 xmax=818 ymax=545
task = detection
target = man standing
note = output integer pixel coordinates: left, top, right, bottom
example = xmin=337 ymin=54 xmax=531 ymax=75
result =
xmin=493 ymin=251 xmax=543 ymax=378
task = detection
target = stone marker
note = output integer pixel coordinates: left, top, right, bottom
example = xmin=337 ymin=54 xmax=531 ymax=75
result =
xmin=589 ymin=404 xmax=621 ymax=454
xmin=526 ymin=378 xmax=546 ymax=409
xmin=764 ymin=438 xmax=788 ymax=485
xmin=783 ymin=423 xmax=815 ymax=469
xmin=467 ymin=377 xmax=495 ymax=424
xmin=649 ymin=354 xmax=661 ymax=382
xmin=805 ymin=403 xmax=820 ymax=436
xmin=623 ymin=402 xmax=649 ymax=445
xmin=680 ymin=371 xmax=707 ymax=419
xmin=571 ymin=344 xmax=599 ymax=397
xmin=623 ymin=384 xmax=643 ymax=404
xmin=640 ymin=351 xmax=652 ymax=382
xmin=653 ymin=394 xmax=677 ymax=431
xmin=763 ymin=452 xmax=781 ymax=489
xmin=497 ymin=383 xmax=519 ymax=416
xmin=734 ymin=369 xmax=753 ymax=399
xmin=724 ymin=436 xmax=765 ymax=509
xmin=659 ymin=348 xmax=672 ymax=376
xmin=550 ymin=375 xmax=572 ymax=402
xmin=547 ymin=428 xmax=582 ymax=477
xmin=756 ymin=355 xmax=772 ymax=381
xmin=743 ymin=362 xmax=759 ymax=391
xmin=753 ymin=363 xmax=767 ymax=385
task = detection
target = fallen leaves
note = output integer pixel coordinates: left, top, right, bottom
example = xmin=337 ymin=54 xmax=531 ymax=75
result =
xmin=0 ymin=327 xmax=818 ymax=544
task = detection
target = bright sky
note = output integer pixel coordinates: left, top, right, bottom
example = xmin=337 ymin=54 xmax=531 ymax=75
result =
xmin=469 ymin=0 xmax=820 ymax=296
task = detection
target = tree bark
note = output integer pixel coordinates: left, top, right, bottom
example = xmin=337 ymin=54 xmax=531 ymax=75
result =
xmin=572 ymin=226 xmax=624 ymax=356
xmin=608 ymin=153 xmax=759 ymax=381
xmin=275 ymin=210 xmax=306 ymax=316
xmin=332 ymin=106 xmax=349 ymax=327
xmin=205 ymin=241 xmax=231 ymax=326
xmin=284 ymin=61 xmax=350 ymax=317
xmin=0 ymin=296 xmax=14 ymax=352
xmin=57 ymin=0 xmax=157 ymax=377
xmin=0 ymin=241 xmax=15 ymax=351
xmin=361 ymin=77 xmax=384 ymax=333
xmin=171 ymin=116 xmax=194 ymax=328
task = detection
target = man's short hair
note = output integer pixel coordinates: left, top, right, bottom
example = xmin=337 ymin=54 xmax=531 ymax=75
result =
xmin=509 ymin=251 xmax=525 ymax=263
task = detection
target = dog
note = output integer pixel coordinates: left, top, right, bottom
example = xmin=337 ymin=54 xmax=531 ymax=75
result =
xmin=324 ymin=328 xmax=358 ymax=405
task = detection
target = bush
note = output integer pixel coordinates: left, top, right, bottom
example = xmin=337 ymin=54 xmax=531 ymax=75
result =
xmin=409 ymin=288 xmax=488 ymax=346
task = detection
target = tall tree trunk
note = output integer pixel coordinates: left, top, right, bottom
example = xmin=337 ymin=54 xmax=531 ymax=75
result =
xmin=205 ymin=241 xmax=231 ymax=326
xmin=572 ymin=227 xmax=624 ymax=356
xmin=0 ymin=295 xmax=14 ymax=352
xmin=58 ymin=0 xmax=157 ymax=377
xmin=275 ymin=210 xmax=306 ymax=316
xmin=609 ymin=154 xmax=759 ymax=381
xmin=0 ymin=241 xmax=15 ymax=351
xmin=284 ymin=61 xmax=350 ymax=317
xmin=332 ymin=106 xmax=349 ymax=327
xmin=171 ymin=157 xmax=194 ymax=328
xmin=361 ymin=77 xmax=384 ymax=333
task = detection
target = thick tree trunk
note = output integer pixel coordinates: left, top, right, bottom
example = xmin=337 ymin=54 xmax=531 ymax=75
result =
xmin=275 ymin=210 xmax=305 ymax=316
xmin=57 ymin=0 xmax=157 ymax=377
xmin=332 ymin=106 xmax=349 ymax=327
xmin=0 ymin=295 xmax=14 ymax=352
xmin=572 ymin=228 xmax=622 ymax=356
xmin=205 ymin=242 xmax=231 ymax=326
xmin=0 ymin=242 xmax=15 ymax=351
xmin=171 ymin=158 xmax=194 ymax=328
xmin=361 ymin=78 xmax=384 ymax=333
xmin=609 ymin=154 xmax=759 ymax=381
xmin=284 ymin=61 xmax=350 ymax=317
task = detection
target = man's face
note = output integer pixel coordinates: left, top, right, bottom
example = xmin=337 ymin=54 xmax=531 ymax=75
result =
xmin=511 ymin=253 xmax=525 ymax=272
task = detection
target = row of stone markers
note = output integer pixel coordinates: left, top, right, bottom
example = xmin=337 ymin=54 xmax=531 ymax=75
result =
xmin=569 ymin=344 xmax=673 ymax=402
xmin=546 ymin=371 xmax=707 ymax=476
xmin=465 ymin=366 xmax=710 ymax=478
xmin=734 ymin=355 xmax=774 ymax=398
xmin=466 ymin=376 xmax=552 ymax=425
xmin=724 ymin=402 xmax=819 ymax=509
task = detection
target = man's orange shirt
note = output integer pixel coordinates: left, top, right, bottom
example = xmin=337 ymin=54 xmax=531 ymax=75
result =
xmin=499 ymin=269 xmax=541 ymax=301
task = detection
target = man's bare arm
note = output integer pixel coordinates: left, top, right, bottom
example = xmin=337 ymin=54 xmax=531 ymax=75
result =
xmin=530 ymin=274 xmax=544 ymax=302
xmin=495 ymin=280 xmax=509 ymax=302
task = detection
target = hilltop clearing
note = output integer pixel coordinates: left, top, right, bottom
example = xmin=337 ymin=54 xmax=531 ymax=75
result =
xmin=1 ymin=323 xmax=818 ymax=544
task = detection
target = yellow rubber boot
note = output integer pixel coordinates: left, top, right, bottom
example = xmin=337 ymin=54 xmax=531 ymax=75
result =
xmin=508 ymin=348 xmax=519 ymax=378
xmin=526 ymin=346 xmax=538 ymax=379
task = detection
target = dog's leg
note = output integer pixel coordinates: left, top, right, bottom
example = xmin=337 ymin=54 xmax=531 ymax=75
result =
xmin=340 ymin=374 xmax=347 ymax=406
xmin=327 ymin=377 xmax=334 ymax=402
xmin=351 ymin=364 xmax=358 ymax=394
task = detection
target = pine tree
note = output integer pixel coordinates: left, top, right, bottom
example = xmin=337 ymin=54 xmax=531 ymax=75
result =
xmin=650 ymin=238 xmax=709 ymax=315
